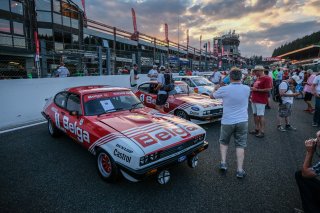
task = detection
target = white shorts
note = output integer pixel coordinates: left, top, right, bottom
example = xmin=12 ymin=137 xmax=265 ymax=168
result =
xmin=251 ymin=103 xmax=266 ymax=116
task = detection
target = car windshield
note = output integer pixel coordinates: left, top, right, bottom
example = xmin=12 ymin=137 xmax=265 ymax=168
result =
xmin=174 ymin=84 xmax=189 ymax=94
xmin=192 ymin=77 xmax=213 ymax=86
xmin=84 ymin=91 xmax=143 ymax=116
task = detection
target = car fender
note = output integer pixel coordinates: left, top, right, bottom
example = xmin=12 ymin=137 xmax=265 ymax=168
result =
xmin=98 ymin=138 xmax=144 ymax=170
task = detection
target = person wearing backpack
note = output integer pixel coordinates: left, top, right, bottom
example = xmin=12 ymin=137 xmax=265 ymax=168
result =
xmin=155 ymin=66 xmax=174 ymax=112
xmin=277 ymin=77 xmax=300 ymax=132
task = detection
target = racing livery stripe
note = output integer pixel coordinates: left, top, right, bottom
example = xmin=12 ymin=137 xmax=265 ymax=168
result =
xmin=89 ymin=133 xmax=122 ymax=150
xmin=168 ymin=103 xmax=193 ymax=114
xmin=89 ymin=134 xmax=127 ymax=153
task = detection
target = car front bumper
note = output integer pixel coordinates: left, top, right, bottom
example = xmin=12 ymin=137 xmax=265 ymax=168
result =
xmin=116 ymin=141 xmax=209 ymax=180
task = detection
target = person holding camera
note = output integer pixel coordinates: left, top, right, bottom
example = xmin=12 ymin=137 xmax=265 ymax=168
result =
xmin=295 ymin=131 xmax=320 ymax=213
xmin=155 ymin=66 xmax=174 ymax=113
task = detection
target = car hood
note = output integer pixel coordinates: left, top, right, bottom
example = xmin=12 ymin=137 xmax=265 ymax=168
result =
xmin=175 ymin=95 xmax=222 ymax=108
xmin=97 ymin=108 xmax=205 ymax=154
xmin=201 ymin=86 xmax=215 ymax=92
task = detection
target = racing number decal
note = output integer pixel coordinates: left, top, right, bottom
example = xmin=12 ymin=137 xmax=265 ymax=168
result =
xmin=139 ymin=94 xmax=145 ymax=102
xmin=164 ymin=102 xmax=169 ymax=109
xmin=54 ymin=112 xmax=60 ymax=128
xmin=140 ymin=94 xmax=155 ymax=105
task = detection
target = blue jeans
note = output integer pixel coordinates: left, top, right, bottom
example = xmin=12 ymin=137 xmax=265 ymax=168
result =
xmin=313 ymin=97 xmax=320 ymax=124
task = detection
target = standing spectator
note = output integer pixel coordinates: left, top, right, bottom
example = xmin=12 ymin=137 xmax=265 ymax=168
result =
xmin=210 ymin=67 xmax=222 ymax=85
xmin=130 ymin=64 xmax=139 ymax=90
xmin=210 ymin=67 xmax=250 ymax=179
xmin=312 ymin=73 xmax=320 ymax=127
xmin=264 ymin=69 xmax=272 ymax=109
xmin=277 ymin=77 xmax=300 ymax=131
xmin=148 ymin=65 xmax=158 ymax=81
xmin=243 ymin=69 xmax=254 ymax=87
xmin=295 ymin=131 xmax=320 ymax=213
xmin=155 ymin=66 xmax=174 ymax=112
xmin=250 ymin=65 xmax=273 ymax=138
xmin=303 ymin=69 xmax=316 ymax=113
xmin=272 ymin=66 xmax=278 ymax=82
xmin=56 ymin=62 xmax=70 ymax=77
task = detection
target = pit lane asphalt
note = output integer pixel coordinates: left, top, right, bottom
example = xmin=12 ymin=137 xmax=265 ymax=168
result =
xmin=0 ymin=100 xmax=318 ymax=213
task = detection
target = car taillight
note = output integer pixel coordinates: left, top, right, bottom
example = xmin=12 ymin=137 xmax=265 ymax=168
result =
xmin=194 ymin=87 xmax=199 ymax=93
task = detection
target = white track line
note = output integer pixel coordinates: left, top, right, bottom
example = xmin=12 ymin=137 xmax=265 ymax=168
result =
xmin=0 ymin=121 xmax=47 ymax=134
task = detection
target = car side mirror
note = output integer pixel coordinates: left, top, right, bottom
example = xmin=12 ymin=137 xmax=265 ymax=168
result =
xmin=69 ymin=111 xmax=79 ymax=116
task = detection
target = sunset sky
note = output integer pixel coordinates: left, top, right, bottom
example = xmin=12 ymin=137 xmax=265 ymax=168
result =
xmin=76 ymin=0 xmax=320 ymax=57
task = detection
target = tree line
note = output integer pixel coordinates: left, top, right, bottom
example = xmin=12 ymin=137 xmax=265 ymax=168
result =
xmin=272 ymin=31 xmax=320 ymax=57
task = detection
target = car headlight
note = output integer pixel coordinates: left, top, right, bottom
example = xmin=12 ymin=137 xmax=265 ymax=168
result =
xmin=140 ymin=152 xmax=160 ymax=166
xmin=194 ymin=134 xmax=205 ymax=143
xmin=191 ymin=106 xmax=200 ymax=111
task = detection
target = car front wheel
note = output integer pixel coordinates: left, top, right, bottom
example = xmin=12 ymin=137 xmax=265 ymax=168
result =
xmin=97 ymin=150 xmax=119 ymax=183
xmin=175 ymin=109 xmax=189 ymax=120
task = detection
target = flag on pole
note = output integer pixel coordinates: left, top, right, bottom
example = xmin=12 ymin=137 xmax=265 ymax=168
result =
xmin=186 ymin=29 xmax=189 ymax=47
xmin=165 ymin=23 xmax=169 ymax=43
xmin=81 ymin=0 xmax=87 ymax=19
xmin=200 ymin=35 xmax=202 ymax=51
xmin=208 ymin=41 xmax=211 ymax=53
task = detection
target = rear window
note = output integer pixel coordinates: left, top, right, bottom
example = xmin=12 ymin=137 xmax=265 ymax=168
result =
xmin=54 ymin=92 xmax=68 ymax=108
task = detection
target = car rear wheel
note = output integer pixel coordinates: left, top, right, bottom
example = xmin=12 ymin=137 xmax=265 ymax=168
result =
xmin=48 ymin=119 xmax=60 ymax=137
xmin=97 ymin=150 xmax=119 ymax=183
xmin=175 ymin=109 xmax=189 ymax=120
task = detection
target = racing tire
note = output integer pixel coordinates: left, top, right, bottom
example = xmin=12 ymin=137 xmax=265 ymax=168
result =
xmin=97 ymin=150 xmax=119 ymax=183
xmin=174 ymin=109 xmax=189 ymax=120
xmin=187 ymin=155 xmax=199 ymax=168
xmin=47 ymin=119 xmax=60 ymax=137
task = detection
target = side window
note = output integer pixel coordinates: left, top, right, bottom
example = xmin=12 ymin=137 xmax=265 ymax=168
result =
xmin=66 ymin=94 xmax=82 ymax=114
xmin=54 ymin=92 xmax=68 ymax=108
xmin=183 ymin=79 xmax=194 ymax=87
xmin=138 ymin=83 xmax=150 ymax=93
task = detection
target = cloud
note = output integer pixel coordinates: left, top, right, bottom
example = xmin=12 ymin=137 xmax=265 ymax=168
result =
xmin=77 ymin=0 xmax=319 ymax=57
xmin=240 ymin=20 xmax=320 ymax=56
xmin=198 ymin=0 xmax=277 ymax=19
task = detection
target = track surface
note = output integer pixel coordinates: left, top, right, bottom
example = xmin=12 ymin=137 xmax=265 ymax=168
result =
xmin=0 ymin=100 xmax=318 ymax=212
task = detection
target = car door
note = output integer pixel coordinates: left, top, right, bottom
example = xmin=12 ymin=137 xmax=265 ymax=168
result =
xmin=65 ymin=93 xmax=87 ymax=145
xmin=138 ymin=83 xmax=157 ymax=108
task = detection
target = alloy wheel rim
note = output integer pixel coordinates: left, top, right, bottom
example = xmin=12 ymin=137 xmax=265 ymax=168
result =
xmin=98 ymin=153 xmax=112 ymax=177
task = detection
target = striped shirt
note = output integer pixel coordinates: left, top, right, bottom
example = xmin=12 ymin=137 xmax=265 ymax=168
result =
xmin=312 ymin=161 xmax=320 ymax=176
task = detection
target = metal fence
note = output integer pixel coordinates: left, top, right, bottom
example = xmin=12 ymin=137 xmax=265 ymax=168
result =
xmin=0 ymin=38 xmax=218 ymax=80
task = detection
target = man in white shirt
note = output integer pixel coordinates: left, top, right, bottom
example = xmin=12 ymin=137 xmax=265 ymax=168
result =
xmin=56 ymin=62 xmax=70 ymax=77
xmin=210 ymin=67 xmax=221 ymax=85
xmin=277 ymin=78 xmax=300 ymax=131
xmin=211 ymin=67 xmax=250 ymax=179
xmin=148 ymin=65 xmax=158 ymax=81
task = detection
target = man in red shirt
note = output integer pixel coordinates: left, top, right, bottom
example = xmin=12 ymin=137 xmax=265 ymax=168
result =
xmin=250 ymin=65 xmax=273 ymax=138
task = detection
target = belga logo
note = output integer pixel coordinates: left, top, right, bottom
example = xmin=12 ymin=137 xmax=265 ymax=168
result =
xmin=55 ymin=112 xmax=90 ymax=143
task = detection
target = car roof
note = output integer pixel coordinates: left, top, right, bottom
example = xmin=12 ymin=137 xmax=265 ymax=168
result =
xmin=141 ymin=81 xmax=187 ymax=85
xmin=174 ymin=76 xmax=204 ymax=78
xmin=65 ymin=85 xmax=131 ymax=95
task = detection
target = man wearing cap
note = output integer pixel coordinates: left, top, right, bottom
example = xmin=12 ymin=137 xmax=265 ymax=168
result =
xmin=148 ymin=65 xmax=158 ymax=81
xmin=250 ymin=65 xmax=273 ymax=138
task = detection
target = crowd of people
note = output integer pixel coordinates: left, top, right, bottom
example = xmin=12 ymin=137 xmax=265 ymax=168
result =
xmin=129 ymin=63 xmax=319 ymax=212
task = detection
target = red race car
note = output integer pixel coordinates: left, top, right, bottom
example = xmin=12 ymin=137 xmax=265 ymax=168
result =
xmin=41 ymin=85 xmax=208 ymax=184
xmin=135 ymin=81 xmax=223 ymax=124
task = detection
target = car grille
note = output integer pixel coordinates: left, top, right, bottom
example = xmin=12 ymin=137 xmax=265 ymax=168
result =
xmin=210 ymin=108 xmax=223 ymax=116
xmin=160 ymin=139 xmax=195 ymax=159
